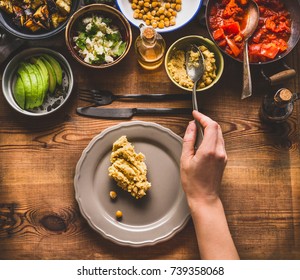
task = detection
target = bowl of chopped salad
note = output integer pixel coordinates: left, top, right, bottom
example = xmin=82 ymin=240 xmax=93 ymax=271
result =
xmin=65 ymin=4 xmax=132 ymax=68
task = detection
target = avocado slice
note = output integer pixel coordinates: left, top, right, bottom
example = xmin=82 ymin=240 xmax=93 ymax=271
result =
xmin=43 ymin=54 xmax=62 ymax=86
xmin=13 ymin=76 xmax=26 ymax=109
xmin=31 ymin=56 xmax=49 ymax=96
xmin=17 ymin=64 xmax=34 ymax=110
xmin=29 ymin=64 xmax=44 ymax=106
xmin=33 ymin=63 xmax=47 ymax=102
xmin=41 ymin=57 xmax=57 ymax=94
xmin=22 ymin=62 xmax=40 ymax=109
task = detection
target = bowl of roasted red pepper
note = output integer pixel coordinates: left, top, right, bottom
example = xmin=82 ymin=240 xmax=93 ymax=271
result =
xmin=0 ymin=0 xmax=81 ymax=40
xmin=206 ymin=0 xmax=300 ymax=64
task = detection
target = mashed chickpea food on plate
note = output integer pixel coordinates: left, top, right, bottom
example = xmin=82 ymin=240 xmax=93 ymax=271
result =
xmin=168 ymin=45 xmax=217 ymax=90
xmin=108 ymin=136 xmax=151 ymax=199
xmin=73 ymin=15 xmax=127 ymax=64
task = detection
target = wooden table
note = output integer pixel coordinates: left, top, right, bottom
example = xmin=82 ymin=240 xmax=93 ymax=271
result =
xmin=1 ymin=10 xmax=300 ymax=260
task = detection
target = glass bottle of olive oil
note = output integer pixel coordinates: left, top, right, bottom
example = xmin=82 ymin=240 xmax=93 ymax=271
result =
xmin=135 ymin=24 xmax=166 ymax=70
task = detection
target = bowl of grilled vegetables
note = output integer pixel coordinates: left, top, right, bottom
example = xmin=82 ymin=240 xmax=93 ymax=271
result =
xmin=0 ymin=0 xmax=81 ymax=40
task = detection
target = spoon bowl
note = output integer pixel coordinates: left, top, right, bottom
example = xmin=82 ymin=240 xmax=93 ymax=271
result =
xmin=186 ymin=45 xmax=206 ymax=85
xmin=185 ymin=44 xmax=205 ymax=148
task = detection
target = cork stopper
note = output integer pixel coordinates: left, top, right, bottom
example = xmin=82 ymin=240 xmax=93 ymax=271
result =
xmin=139 ymin=23 xmax=156 ymax=45
xmin=143 ymin=27 xmax=155 ymax=40
xmin=274 ymin=88 xmax=293 ymax=105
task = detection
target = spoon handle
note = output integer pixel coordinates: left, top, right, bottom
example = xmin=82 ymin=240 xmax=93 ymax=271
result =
xmin=195 ymin=118 xmax=204 ymax=149
xmin=192 ymin=83 xmax=204 ymax=149
xmin=241 ymin=41 xmax=252 ymax=99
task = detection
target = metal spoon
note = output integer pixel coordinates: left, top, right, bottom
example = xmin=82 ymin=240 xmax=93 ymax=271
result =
xmin=185 ymin=44 xmax=205 ymax=149
xmin=241 ymin=0 xmax=259 ymax=100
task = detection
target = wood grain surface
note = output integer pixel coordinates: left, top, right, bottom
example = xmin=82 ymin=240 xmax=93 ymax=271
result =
xmin=1 ymin=11 xmax=300 ymax=260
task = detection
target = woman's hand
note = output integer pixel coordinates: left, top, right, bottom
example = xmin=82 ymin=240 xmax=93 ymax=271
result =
xmin=180 ymin=111 xmax=239 ymax=260
xmin=180 ymin=110 xmax=227 ymax=207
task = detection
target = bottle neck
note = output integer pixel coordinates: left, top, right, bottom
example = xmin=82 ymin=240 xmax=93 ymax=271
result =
xmin=140 ymin=24 xmax=157 ymax=46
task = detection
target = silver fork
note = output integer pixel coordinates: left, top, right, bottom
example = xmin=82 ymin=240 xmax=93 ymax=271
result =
xmin=78 ymin=89 xmax=190 ymax=106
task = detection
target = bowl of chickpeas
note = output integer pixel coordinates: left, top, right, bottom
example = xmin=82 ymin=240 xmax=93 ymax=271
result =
xmin=165 ymin=35 xmax=224 ymax=92
xmin=116 ymin=0 xmax=202 ymax=32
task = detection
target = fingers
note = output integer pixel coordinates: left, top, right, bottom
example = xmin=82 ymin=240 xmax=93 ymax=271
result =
xmin=181 ymin=120 xmax=197 ymax=160
xmin=192 ymin=111 xmax=226 ymax=160
xmin=193 ymin=111 xmax=219 ymax=148
xmin=192 ymin=110 xmax=215 ymax=129
xmin=182 ymin=111 xmax=226 ymax=163
xmin=216 ymin=125 xmax=228 ymax=163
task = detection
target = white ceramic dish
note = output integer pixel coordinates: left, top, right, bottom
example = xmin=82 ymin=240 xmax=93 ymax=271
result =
xmin=74 ymin=121 xmax=190 ymax=247
xmin=116 ymin=0 xmax=203 ymax=32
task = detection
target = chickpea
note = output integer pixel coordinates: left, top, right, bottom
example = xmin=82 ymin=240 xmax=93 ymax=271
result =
xmin=109 ymin=191 xmax=117 ymax=199
xmin=165 ymin=3 xmax=171 ymax=9
xmin=158 ymin=20 xmax=165 ymax=28
xmin=152 ymin=1 xmax=158 ymax=8
xmin=165 ymin=11 xmax=172 ymax=18
xmin=158 ymin=7 xmax=165 ymax=14
xmin=151 ymin=21 xmax=158 ymax=28
xmin=175 ymin=4 xmax=181 ymax=12
xmin=116 ymin=210 xmax=123 ymax=219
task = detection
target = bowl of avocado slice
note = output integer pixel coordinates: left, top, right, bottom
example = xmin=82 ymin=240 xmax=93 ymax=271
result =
xmin=2 ymin=47 xmax=74 ymax=116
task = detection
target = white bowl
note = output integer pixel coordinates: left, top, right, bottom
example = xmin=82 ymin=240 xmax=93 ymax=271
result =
xmin=116 ymin=0 xmax=203 ymax=32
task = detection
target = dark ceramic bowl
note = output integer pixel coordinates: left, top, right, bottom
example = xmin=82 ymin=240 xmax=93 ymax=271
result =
xmin=0 ymin=0 xmax=81 ymax=40
xmin=65 ymin=4 xmax=132 ymax=69
xmin=2 ymin=48 xmax=74 ymax=117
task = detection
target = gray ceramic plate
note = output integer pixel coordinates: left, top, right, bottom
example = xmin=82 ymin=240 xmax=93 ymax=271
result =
xmin=74 ymin=121 xmax=190 ymax=247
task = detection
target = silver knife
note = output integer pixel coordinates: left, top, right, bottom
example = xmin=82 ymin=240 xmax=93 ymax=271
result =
xmin=77 ymin=107 xmax=192 ymax=119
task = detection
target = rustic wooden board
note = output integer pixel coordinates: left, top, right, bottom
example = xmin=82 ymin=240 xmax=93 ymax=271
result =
xmin=0 ymin=16 xmax=300 ymax=260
